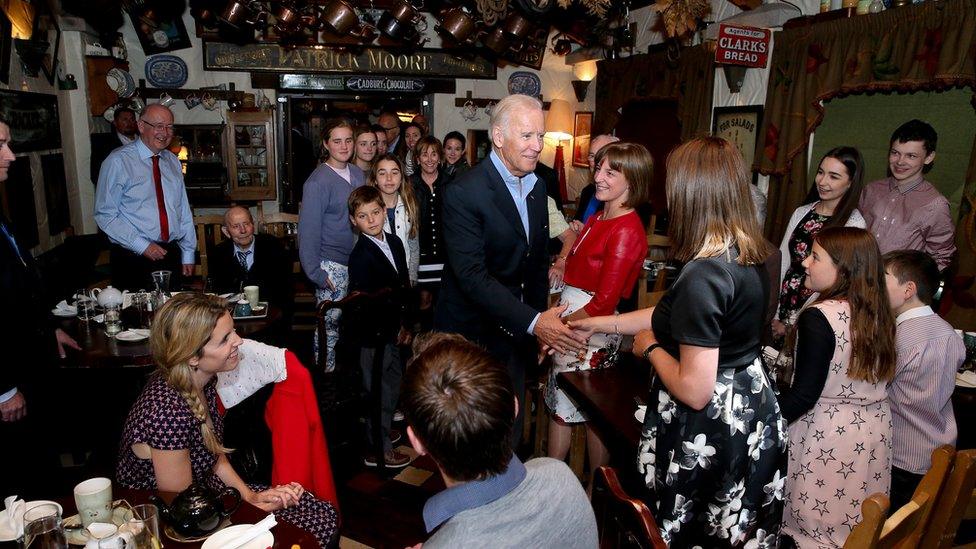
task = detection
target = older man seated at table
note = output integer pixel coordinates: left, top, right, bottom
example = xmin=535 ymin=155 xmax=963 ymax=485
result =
xmin=401 ymin=333 xmax=596 ymax=548
xmin=209 ymin=206 xmax=293 ymax=316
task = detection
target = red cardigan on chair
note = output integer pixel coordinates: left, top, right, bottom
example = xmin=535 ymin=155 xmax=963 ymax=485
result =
xmin=263 ymin=351 xmax=339 ymax=508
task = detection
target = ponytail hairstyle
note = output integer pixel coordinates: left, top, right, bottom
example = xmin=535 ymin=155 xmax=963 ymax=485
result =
xmin=787 ymin=227 xmax=897 ymax=383
xmin=149 ymin=293 xmax=233 ymax=455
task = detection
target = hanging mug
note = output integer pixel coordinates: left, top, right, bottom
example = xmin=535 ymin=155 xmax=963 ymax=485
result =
xmin=484 ymin=100 xmax=495 ymax=118
xmin=157 ymin=92 xmax=175 ymax=108
xmin=503 ymin=12 xmax=532 ymax=40
xmin=184 ymin=93 xmax=201 ymax=110
xmin=201 ymin=93 xmax=218 ymax=111
xmin=220 ymin=0 xmax=249 ymax=27
xmin=460 ymin=100 xmax=479 ymax=122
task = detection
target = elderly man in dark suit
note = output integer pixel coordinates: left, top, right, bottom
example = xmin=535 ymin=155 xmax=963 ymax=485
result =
xmin=0 ymin=118 xmax=79 ymax=495
xmin=209 ymin=206 xmax=293 ymax=316
xmin=435 ymin=94 xmax=585 ymax=443
xmin=90 ymin=107 xmax=137 ymax=187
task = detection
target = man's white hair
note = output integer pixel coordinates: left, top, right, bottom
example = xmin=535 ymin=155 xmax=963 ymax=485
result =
xmin=489 ymin=94 xmax=543 ymax=135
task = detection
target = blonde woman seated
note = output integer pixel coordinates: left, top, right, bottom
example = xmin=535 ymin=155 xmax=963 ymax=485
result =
xmin=115 ymin=293 xmax=338 ymax=546
xmin=545 ymin=143 xmax=650 ymax=483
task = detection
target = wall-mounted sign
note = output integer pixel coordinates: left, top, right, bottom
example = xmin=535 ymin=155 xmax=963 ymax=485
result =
xmin=205 ymin=42 xmax=496 ymax=79
xmin=280 ymin=74 xmax=425 ymax=92
xmin=714 ymin=24 xmax=771 ymax=69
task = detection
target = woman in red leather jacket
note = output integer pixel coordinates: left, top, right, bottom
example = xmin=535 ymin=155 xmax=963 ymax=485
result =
xmin=545 ymin=142 xmax=650 ymax=481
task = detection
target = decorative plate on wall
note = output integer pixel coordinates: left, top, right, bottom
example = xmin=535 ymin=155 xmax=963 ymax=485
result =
xmin=145 ymin=55 xmax=188 ymax=88
xmin=508 ymin=71 xmax=541 ymax=97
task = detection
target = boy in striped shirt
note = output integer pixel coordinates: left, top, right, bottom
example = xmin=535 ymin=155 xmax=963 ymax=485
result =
xmin=884 ymin=250 xmax=965 ymax=510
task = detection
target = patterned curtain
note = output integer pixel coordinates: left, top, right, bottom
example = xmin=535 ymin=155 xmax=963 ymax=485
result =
xmin=593 ymin=43 xmax=715 ymax=141
xmin=756 ymin=0 xmax=976 ymax=240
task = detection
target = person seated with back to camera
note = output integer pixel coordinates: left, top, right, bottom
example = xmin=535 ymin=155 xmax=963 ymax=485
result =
xmin=346 ymin=185 xmax=414 ymax=469
xmin=401 ymin=333 xmax=597 ymax=549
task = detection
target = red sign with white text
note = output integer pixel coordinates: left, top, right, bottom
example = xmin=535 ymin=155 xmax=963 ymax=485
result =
xmin=715 ymin=24 xmax=771 ymax=69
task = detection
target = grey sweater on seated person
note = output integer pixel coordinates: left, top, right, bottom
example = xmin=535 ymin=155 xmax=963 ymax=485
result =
xmin=424 ymin=457 xmax=598 ymax=548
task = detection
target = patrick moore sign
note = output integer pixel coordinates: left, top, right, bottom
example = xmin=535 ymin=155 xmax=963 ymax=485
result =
xmin=204 ymin=42 xmax=496 ymax=79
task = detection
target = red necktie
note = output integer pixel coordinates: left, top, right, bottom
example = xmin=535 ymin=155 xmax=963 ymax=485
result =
xmin=152 ymin=155 xmax=169 ymax=242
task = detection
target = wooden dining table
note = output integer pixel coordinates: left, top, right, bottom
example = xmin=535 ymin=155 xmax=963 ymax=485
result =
xmin=557 ymin=357 xmax=649 ymax=459
xmin=57 ymin=304 xmax=283 ymax=369
xmin=58 ymin=487 xmax=318 ymax=548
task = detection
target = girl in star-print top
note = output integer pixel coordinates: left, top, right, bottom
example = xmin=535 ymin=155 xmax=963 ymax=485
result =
xmin=778 ymin=227 xmax=897 ymax=548
xmin=115 ymin=293 xmax=338 ymax=547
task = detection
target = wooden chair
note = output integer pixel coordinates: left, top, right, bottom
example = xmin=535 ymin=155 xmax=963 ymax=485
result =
xmin=592 ymin=466 xmax=667 ymax=549
xmin=845 ymin=445 xmax=956 ymax=549
xmin=259 ymin=211 xmax=299 ymax=239
xmin=920 ymin=449 xmax=976 ymax=548
xmin=192 ymin=214 xmax=225 ymax=279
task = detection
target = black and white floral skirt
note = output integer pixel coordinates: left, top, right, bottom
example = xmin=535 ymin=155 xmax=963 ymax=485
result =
xmin=637 ymin=359 xmax=788 ymax=548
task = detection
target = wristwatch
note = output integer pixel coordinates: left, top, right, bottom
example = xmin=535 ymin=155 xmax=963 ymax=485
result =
xmin=642 ymin=343 xmax=663 ymax=362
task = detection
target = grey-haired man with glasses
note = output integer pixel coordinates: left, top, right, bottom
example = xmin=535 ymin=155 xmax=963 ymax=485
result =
xmin=95 ymin=104 xmax=196 ymax=290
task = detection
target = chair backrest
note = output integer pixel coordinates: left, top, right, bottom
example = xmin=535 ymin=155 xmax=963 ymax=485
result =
xmin=193 ymin=214 xmax=225 ymax=279
xmin=845 ymin=494 xmax=890 ymax=549
xmin=260 ymin=212 xmax=299 ymax=238
xmin=316 ymin=288 xmax=394 ymax=372
xmin=892 ymin=445 xmax=955 ymax=548
xmin=920 ymin=449 xmax=976 ymax=548
xmin=592 ymin=466 xmax=667 ymax=549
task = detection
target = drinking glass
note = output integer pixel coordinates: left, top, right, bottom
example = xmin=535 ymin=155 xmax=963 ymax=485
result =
xmin=104 ymin=304 xmax=122 ymax=336
xmin=130 ymin=292 xmax=151 ymax=329
xmin=151 ymin=271 xmax=171 ymax=294
xmin=76 ymin=296 xmax=96 ymax=322
xmin=127 ymin=504 xmax=160 ymax=549
xmin=23 ymin=504 xmax=67 ymax=549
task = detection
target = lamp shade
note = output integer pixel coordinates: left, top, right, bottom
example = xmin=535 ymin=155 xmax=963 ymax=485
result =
xmin=545 ymin=99 xmax=573 ymax=141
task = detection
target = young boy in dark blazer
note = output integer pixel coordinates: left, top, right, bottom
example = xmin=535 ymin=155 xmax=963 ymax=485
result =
xmin=346 ymin=186 xmax=412 ymax=468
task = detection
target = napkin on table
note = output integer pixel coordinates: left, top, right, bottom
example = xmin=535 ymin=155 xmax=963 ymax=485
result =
xmin=227 ymin=514 xmax=277 ymax=549
xmin=0 ymin=495 xmax=25 ymax=541
xmin=52 ymin=300 xmax=77 ymax=316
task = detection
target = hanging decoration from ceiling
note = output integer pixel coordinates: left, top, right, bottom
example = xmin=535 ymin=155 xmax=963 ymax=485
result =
xmin=557 ymin=0 xmax=613 ymax=17
xmin=476 ymin=0 xmax=508 ymax=26
xmin=654 ymin=0 xmax=710 ymax=38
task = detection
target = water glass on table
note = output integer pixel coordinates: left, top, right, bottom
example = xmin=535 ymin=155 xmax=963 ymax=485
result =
xmin=23 ymin=504 xmax=67 ymax=549
xmin=129 ymin=292 xmax=151 ymax=329
xmin=126 ymin=504 xmax=160 ymax=549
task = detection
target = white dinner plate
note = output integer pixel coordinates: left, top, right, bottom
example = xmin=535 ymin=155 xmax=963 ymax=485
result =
xmin=200 ymin=524 xmax=274 ymax=549
xmin=115 ymin=329 xmax=150 ymax=342
xmin=53 ymin=308 xmax=77 ymax=317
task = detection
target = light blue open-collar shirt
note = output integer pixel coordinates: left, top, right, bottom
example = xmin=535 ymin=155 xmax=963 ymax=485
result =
xmin=94 ymin=139 xmax=196 ymax=264
xmin=488 ymin=150 xmax=536 ymax=241
xmin=487 ymin=150 xmax=541 ymax=335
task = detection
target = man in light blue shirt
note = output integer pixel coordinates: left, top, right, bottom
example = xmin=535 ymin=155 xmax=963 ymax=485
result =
xmin=95 ymin=104 xmax=196 ymax=290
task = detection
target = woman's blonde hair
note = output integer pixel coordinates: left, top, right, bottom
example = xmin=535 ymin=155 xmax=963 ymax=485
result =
xmin=666 ymin=136 xmax=769 ymax=265
xmin=149 ymin=293 xmax=232 ymax=455
xmin=368 ymin=153 xmax=420 ymax=238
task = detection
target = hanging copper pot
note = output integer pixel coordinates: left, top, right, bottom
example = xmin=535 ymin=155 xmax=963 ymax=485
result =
xmin=482 ymin=26 xmax=510 ymax=54
xmin=378 ymin=11 xmax=410 ymax=40
xmin=321 ymin=0 xmax=360 ymax=35
xmin=299 ymin=6 xmax=323 ymax=30
xmin=273 ymin=3 xmax=300 ymax=34
xmin=219 ymin=0 xmax=249 ymax=27
xmin=437 ymin=8 xmax=477 ymax=44
xmin=502 ymin=12 xmax=532 ymax=40
xmin=388 ymin=0 xmax=419 ymax=23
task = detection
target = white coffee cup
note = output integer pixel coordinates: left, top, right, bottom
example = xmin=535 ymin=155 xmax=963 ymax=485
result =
xmin=74 ymin=477 xmax=113 ymax=528
xmin=243 ymin=286 xmax=259 ymax=308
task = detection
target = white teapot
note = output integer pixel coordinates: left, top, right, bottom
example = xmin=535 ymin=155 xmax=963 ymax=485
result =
xmin=92 ymin=286 xmax=127 ymax=308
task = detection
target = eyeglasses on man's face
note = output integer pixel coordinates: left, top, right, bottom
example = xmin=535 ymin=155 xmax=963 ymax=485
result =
xmin=141 ymin=119 xmax=175 ymax=132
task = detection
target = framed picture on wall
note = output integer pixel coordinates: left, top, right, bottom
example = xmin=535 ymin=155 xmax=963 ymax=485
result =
xmin=572 ymin=111 xmax=593 ymax=168
xmin=712 ymin=105 xmax=763 ymax=175
xmin=0 ymin=89 xmax=60 ymax=152
xmin=0 ymin=11 xmax=11 ymax=85
xmin=466 ymin=129 xmax=491 ymax=167
xmin=128 ymin=6 xmax=192 ymax=55
xmin=35 ymin=14 xmax=60 ymax=86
